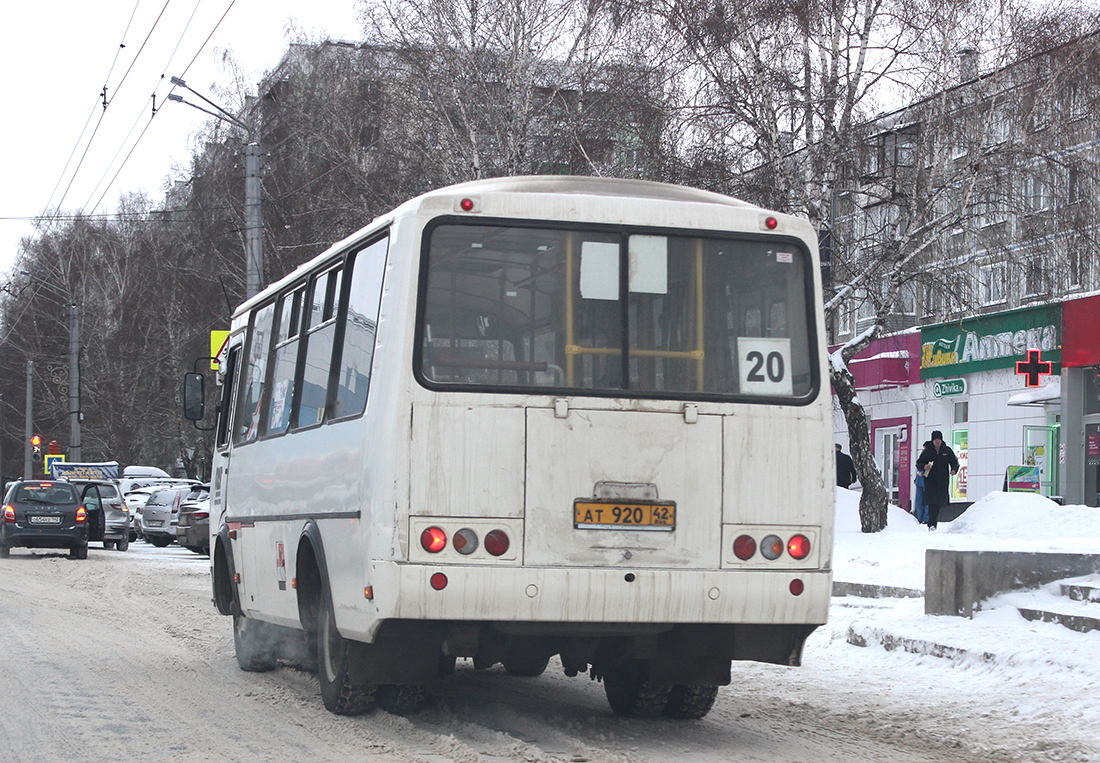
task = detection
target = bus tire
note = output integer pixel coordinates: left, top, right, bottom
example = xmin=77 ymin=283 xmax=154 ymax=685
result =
xmin=376 ymin=684 xmax=428 ymax=715
xmin=234 ymin=613 xmax=278 ymax=672
xmin=664 ymin=685 xmax=720 ymax=719
xmin=317 ymin=593 xmax=375 ymax=715
xmin=603 ymin=663 xmax=671 ymax=719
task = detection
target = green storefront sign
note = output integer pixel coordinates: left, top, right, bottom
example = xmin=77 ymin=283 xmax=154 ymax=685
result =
xmin=920 ymin=304 xmax=1062 ymax=379
xmin=932 ymin=378 xmax=967 ymax=397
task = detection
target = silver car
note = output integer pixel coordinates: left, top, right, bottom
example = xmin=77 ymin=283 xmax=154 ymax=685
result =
xmin=140 ymin=485 xmax=198 ymax=547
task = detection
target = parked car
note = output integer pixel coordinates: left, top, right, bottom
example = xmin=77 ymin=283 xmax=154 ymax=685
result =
xmin=176 ymin=492 xmax=211 ymax=555
xmin=0 ymin=480 xmax=100 ymax=559
xmin=122 ymin=479 xmax=200 ymax=541
xmin=141 ymin=484 xmax=205 ymax=547
xmin=63 ymin=479 xmax=130 ymax=551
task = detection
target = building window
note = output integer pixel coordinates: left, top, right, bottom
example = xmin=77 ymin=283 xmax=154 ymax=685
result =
xmin=837 ymin=301 xmax=853 ymax=335
xmin=1024 ymin=256 xmax=1046 ymax=298
xmin=1022 ymin=171 xmax=1052 ymax=212
xmin=922 ymin=280 xmax=943 ymax=318
xmin=979 ymin=262 xmax=1007 ymax=305
xmin=954 ymin=400 xmax=969 ymax=424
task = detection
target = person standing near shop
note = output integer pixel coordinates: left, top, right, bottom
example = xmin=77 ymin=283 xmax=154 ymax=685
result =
xmin=915 ymin=430 xmax=959 ymax=531
xmin=835 ymin=443 xmax=857 ymax=488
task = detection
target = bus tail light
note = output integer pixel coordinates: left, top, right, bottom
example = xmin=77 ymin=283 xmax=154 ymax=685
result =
xmin=430 ymin=572 xmax=448 ymax=590
xmin=484 ymin=529 xmax=509 ymax=556
xmin=787 ymin=534 xmax=811 ymax=559
xmin=760 ymin=534 xmax=783 ymax=560
xmin=789 ymin=579 xmax=804 ymax=596
xmin=420 ymin=527 xmax=447 ymax=553
xmin=733 ymin=534 xmax=756 ymax=560
xmin=453 ymin=528 xmax=478 ymax=555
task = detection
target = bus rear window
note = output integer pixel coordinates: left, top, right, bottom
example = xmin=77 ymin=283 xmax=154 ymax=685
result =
xmin=418 ymin=223 xmax=817 ymax=401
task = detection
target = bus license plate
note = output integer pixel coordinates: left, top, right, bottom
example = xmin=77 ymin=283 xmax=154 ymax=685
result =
xmin=573 ymin=501 xmax=676 ymax=531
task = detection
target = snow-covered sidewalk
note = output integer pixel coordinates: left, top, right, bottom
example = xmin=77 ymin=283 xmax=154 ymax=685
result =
xmin=828 ymin=489 xmax=1100 ymax=736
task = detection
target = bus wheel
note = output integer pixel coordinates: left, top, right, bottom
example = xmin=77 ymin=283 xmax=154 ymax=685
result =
xmin=317 ymin=594 xmax=375 ymax=715
xmin=603 ymin=662 xmax=671 ymax=719
xmin=664 ymin=685 xmax=720 ymax=719
xmin=376 ymin=684 xmax=428 ymax=715
xmin=234 ymin=613 xmax=278 ymax=672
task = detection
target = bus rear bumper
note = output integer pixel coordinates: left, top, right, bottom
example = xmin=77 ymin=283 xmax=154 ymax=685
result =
xmin=368 ymin=561 xmax=831 ymax=629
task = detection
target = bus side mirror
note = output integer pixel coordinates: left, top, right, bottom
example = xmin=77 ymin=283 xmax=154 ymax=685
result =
xmin=183 ymin=373 xmax=205 ymax=421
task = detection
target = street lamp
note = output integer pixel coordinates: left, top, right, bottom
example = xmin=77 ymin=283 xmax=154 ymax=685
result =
xmin=168 ymin=76 xmax=264 ymax=299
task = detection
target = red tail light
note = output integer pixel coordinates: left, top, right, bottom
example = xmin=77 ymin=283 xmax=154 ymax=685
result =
xmin=76 ymin=507 xmax=87 ymax=524
xmin=430 ymin=572 xmax=448 ymax=590
xmin=3 ymin=505 xmax=14 ymax=523
xmin=484 ymin=529 xmax=509 ymax=556
xmin=420 ymin=527 xmax=447 ymax=553
xmin=787 ymin=535 xmax=811 ymax=560
xmin=733 ymin=534 xmax=757 ymax=560
xmin=192 ymin=512 xmax=209 ymax=521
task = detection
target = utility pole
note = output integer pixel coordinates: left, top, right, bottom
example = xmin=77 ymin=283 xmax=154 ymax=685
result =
xmin=168 ymin=77 xmax=263 ymax=298
xmin=70 ymin=304 xmax=82 ymax=462
xmin=23 ymin=362 xmax=33 ymax=479
xmin=244 ymin=142 xmax=263 ymax=298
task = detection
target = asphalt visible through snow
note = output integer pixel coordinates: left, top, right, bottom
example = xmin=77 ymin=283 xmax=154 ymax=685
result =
xmin=0 ymin=543 xmax=1088 ymax=763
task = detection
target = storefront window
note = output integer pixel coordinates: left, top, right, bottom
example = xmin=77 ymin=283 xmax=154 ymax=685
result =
xmin=1086 ymin=366 xmax=1100 ymax=415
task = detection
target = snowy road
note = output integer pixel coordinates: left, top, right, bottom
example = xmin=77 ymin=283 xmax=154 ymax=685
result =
xmin=0 ymin=543 xmax=1090 ymax=763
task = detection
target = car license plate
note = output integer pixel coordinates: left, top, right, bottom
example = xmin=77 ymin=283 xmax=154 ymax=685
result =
xmin=29 ymin=515 xmax=62 ymax=525
xmin=573 ymin=501 xmax=676 ymax=531
xmin=146 ymin=519 xmax=163 ymax=527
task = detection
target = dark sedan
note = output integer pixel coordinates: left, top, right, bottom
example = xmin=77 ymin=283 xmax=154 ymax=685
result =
xmin=176 ymin=497 xmax=210 ymax=555
xmin=1 ymin=480 xmax=96 ymax=559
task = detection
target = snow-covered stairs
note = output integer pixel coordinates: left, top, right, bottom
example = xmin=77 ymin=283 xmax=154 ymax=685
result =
xmin=1017 ymin=577 xmax=1100 ymax=634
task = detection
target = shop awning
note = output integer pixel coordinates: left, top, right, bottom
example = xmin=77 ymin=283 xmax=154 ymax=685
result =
xmin=1007 ymin=377 xmax=1061 ymax=407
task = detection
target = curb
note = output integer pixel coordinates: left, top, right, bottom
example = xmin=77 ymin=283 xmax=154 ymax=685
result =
xmin=832 ymin=581 xmax=923 ymax=599
xmin=845 ymin=623 xmax=998 ymax=663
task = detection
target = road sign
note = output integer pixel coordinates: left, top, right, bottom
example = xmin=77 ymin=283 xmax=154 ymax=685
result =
xmin=44 ymin=454 xmax=66 ymax=477
xmin=210 ymin=330 xmax=230 ymax=370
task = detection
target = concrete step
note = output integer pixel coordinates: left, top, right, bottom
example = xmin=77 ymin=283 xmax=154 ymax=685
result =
xmin=1018 ymin=607 xmax=1100 ymax=634
xmin=1061 ymin=582 xmax=1100 ymax=602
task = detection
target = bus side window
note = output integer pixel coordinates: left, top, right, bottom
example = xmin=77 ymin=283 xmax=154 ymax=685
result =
xmin=215 ymin=345 xmax=241 ymax=449
xmin=293 ymin=264 xmax=343 ymax=429
xmin=267 ymin=284 xmax=306 ymax=436
xmin=234 ymin=301 xmax=275 ymax=445
xmin=331 ymin=236 xmax=388 ymax=420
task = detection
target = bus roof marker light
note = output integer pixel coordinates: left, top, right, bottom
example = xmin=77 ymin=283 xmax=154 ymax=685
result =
xmin=762 ymin=215 xmax=779 ymax=230
xmin=459 ymin=198 xmax=475 ymax=212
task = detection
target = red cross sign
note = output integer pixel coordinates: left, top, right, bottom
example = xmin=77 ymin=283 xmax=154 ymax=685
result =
xmin=1016 ymin=349 xmax=1053 ymax=387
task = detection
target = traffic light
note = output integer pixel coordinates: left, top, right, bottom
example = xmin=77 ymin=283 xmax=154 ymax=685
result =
xmin=31 ymin=434 xmax=42 ymax=461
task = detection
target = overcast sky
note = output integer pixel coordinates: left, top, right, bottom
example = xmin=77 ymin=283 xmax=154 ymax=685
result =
xmin=0 ymin=0 xmax=364 ymax=276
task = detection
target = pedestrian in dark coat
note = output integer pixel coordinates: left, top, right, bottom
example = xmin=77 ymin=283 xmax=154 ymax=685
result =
xmin=835 ymin=444 xmax=857 ymax=488
xmin=914 ymin=430 xmax=959 ymax=531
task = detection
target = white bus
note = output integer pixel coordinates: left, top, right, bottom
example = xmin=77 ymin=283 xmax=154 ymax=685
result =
xmin=185 ymin=176 xmax=833 ymax=720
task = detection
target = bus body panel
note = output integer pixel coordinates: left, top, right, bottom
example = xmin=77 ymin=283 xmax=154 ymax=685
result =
xmin=370 ymin=562 xmax=830 ymax=624
xmin=523 ymin=407 xmax=723 ymax=568
xmin=408 ymin=403 xmax=526 ymax=519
